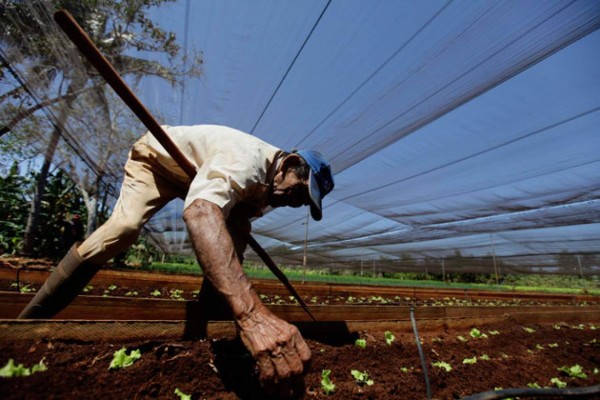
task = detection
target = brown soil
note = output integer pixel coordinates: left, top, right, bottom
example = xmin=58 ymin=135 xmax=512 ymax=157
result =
xmin=1 ymin=321 xmax=598 ymax=399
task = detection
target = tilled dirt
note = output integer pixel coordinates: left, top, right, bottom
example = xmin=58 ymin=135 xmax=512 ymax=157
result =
xmin=1 ymin=321 xmax=598 ymax=399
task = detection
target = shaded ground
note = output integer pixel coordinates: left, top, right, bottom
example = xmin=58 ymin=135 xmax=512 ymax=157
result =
xmin=1 ymin=321 xmax=598 ymax=399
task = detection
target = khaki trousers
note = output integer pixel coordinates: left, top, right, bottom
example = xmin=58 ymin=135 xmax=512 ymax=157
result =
xmin=77 ymin=136 xmax=188 ymax=265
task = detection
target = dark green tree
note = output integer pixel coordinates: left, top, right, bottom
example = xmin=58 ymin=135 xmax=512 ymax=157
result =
xmin=0 ymin=162 xmax=30 ymax=254
xmin=1 ymin=0 xmax=202 ymax=255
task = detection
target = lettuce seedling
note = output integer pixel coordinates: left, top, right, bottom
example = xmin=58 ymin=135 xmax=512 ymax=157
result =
xmin=321 ymin=369 xmax=335 ymax=395
xmin=350 ymin=370 xmax=374 ymax=386
xmin=30 ymin=359 xmax=47 ymax=374
xmin=431 ymin=361 xmax=452 ymax=372
xmin=108 ymin=347 xmax=141 ymax=370
xmin=523 ymin=327 xmax=536 ymax=333
xmin=558 ymin=365 xmax=587 ymax=379
xmin=174 ymin=388 xmax=191 ymax=400
xmin=384 ymin=331 xmax=395 ymax=345
xmin=550 ymin=377 xmax=567 ymax=388
xmin=457 ymin=335 xmax=468 ymax=342
xmin=469 ymin=328 xmax=488 ymax=339
xmin=479 ymin=354 xmax=490 ymax=361
xmin=150 ymin=289 xmax=161 ymax=297
xmin=355 ymin=338 xmax=367 ymax=349
xmin=0 ymin=358 xmax=46 ymax=377
xmin=11 ymin=282 xmax=36 ymax=293
xmin=463 ymin=357 xmax=477 ymax=365
xmin=1 ymin=359 xmax=31 ymax=377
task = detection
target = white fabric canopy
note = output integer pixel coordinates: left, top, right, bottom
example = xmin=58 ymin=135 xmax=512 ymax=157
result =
xmin=3 ymin=0 xmax=600 ymax=273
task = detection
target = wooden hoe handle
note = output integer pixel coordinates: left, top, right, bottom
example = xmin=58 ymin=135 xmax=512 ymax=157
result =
xmin=53 ymin=9 xmax=315 ymax=322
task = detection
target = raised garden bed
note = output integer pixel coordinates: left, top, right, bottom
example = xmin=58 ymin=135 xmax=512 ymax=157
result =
xmin=1 ymin=266 xmax=597 ymax=307
xmin=1 ymin=261 xmax=598 ymax=399
xmin=1 ymin=318 xmax=599 ymax=399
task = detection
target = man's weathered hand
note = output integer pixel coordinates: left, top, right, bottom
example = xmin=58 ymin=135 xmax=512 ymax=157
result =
xmin=237 ymin=306 xmax=311 ymax=395
xmin=184 ymin=199 xmax=310 ymax=395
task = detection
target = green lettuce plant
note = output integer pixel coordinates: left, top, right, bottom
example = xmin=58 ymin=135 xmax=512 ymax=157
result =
xmin=469 ymin=328 xmax=488 ymax=339
xmin=351 ymin=370 xmax=374 ymax=386
xmin=384 ymin=331 xmax=395 ymax=345
xmin=108 ymin=347 xmax=141 ymax=370
xmin=550 ymin=377 xmax=567 ymax=388
xmin=558 ymin=365 xmax=587 ymax=379
xmin=174 ymin=388 xmax=191 ymax=400
xmin=321 ymin=369 xmax=335 ymax=395
xmin=0 ymin=358 xmax=46 ymax=377
xmin=432 ymin=361 xmax=452 ymax=372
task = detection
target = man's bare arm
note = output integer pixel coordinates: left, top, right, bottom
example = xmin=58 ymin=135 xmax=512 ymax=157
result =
xmin=183 ymin=198 xmax=311 ymax=393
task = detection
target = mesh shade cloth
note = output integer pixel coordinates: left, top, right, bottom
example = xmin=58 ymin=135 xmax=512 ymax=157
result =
xmin=2 ymin=0 xmax=600 ymax=274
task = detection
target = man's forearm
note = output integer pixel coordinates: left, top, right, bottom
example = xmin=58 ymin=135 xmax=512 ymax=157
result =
xmin=184 ymin=199 xmax=311 ymax=394
xmin=183 ymin=198 xmax=261 ymax=320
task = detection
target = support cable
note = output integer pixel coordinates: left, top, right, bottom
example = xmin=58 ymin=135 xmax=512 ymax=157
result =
xmin=329 ymin=1 xmax=593 ymax=167
xmin=250 ymin=0 xmax=332 ymax=135
xmin=295 ymin=0 xmax=453 ymax=148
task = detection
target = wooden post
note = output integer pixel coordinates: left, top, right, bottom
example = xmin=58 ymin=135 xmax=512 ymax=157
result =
xmin=491 ymin=233 xmax=499 ymax=285
xmin=441 ymin=258 xmax=446 ymax=284
xmin=360 ymin=253 xmax=363 ymax=277
xmin=302 ymin=208 xmax=309 ymax=284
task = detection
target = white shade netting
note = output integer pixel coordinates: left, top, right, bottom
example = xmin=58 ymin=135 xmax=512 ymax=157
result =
xmin=2 ymin=0 xmax=599 ymax=274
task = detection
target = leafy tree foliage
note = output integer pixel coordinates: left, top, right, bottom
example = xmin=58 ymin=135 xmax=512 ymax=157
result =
xmin=0 ymin=165 xmax=87 ymax=257
xmin=0 ymin=0 xmax=202 ymax=255
xmin=0 ymin=162 xmax=30 ymax=254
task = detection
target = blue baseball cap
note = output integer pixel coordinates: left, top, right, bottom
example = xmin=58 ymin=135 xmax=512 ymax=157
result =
xmin=296 ymin=150 xmax=334 ymax=221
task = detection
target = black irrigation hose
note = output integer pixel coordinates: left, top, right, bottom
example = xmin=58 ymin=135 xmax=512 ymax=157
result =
xmin=461 ymin=383 xmax=600 ymax=399
xmin=406 ymin=305 xmax=599 ymax=400
xmin=410 ymin=306 xmax=432 ymax=399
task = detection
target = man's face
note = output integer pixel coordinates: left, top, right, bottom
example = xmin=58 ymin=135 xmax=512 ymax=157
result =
xmin=268 ymin=167 xmax=310 ymax=209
